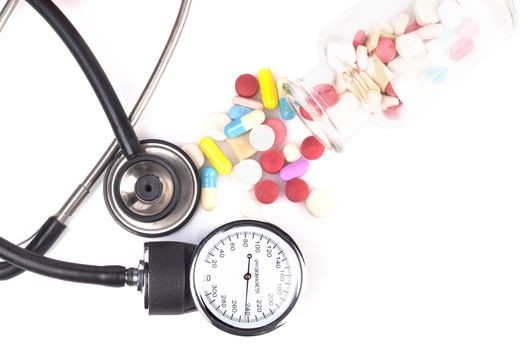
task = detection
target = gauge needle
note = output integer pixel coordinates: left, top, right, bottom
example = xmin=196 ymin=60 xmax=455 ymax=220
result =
xmin=243 ymin=254 xmax=252 ymax=317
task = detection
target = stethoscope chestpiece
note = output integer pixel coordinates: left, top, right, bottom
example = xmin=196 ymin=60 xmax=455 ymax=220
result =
xmin=104 ymin=140 xmax=200 ymax=237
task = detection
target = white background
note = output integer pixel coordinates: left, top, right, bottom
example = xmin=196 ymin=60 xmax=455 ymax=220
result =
xmin=1 ymin=0 xmax=524 ymax=349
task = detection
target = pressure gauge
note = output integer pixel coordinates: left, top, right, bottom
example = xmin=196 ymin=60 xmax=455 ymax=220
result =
xmin=190 ymin=220 xmax=305 ymax=336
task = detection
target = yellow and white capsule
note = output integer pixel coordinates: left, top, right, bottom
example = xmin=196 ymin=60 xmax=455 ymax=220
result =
xmin=199 ymin=137 xmax=232 ymax=175
xmin=200 ymin=167 xmax=217 ymax=211
xmin=258 ymin=68 xmax=279 ymax=110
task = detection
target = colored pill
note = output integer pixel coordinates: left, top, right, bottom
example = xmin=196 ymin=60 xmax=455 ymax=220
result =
xmin=450 ymin=38 xmax=474 ymax=61
xmin=260 ymin=149 xmax=285 ymax=174
xmin=229 ymin=105 xmax=253 ymax=120
xmin=285 ymin=178 xmax=310 ymax=203
xmin=224 ymin=110 xmax=266 ymax=139
xmin=301 ymin=136 xmax=325 ymax=160
xmin=277 ymin=78 xmax=295 ymax=121
xmin=249 ymin=125 xmax=275 ymax=152
xmin=313 ymin=84 xmax=338 ymax=108
xmin=263 ymin=118 xmax=287 ymax=145
xmin=199 ymin=137 xmax=232 ymax=175
xmin=353 ymin=30 xmax=366 ymax=48
xmin=255 ymin=180 xmax=279 ymax=205
xmin=182 ymin=144 xmax=205 ymax=169
xmin=258 ymin=68 xmax=279 ymax=110
xmin=235 ymin=74 xmax=259 ymax=98
xmin=405 ymin=20 xmax=422 ymax=34
xmin=424 ymin=65 xmax=449 ymax=84
xmin=232 ymin=96 xmax=264 ymax=110
xmin=373 ymin=37 xmax=397 ymax=63
xmin=200 ymin=167 xmax=217 ymax=211
xmin=280 ymin=159 xmax=309 ymax=182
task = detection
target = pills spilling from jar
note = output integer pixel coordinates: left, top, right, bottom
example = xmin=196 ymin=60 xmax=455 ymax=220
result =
xmin=185 ymin=69 xmax=337 ymax=219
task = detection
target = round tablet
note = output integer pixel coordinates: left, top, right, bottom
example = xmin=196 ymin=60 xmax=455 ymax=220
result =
xmin=301 ymin=136 xmax=325 ymax=160
xmin=205 ymin=112 xmax=231 ymax=141
xmin=283 ymin=144 xmax=302 ymax=163
xmin=263 ymin=118 xmax=287 ymax=145
xmin=285 ymin=178 xmax=310 ymax=203
xmin=231 ymin=159 xmax=262 ymax=188
xmin=182 ymin=143 xmax=205 ymax=169
xmin=235 ymin=74 xmax=259 ymax=98
xmin=241 ymin=198 xmax=261 ymax=218
xmin=306 ymin=189 xmax=336 ymax=218
xmin=255 ymin=180 xmax=279 ymax=205
xmin=249 ymin=125 xmax=275 ymax=152
xmin=260 ymin=149 xmax=285 ymax=174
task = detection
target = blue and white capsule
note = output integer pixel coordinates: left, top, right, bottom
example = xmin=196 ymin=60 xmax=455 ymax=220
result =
xmin=224 ymin=110 xmax=265 ymax=139
xmin=200 ymin=167 xmax=217 ymax=211
xmin=228 ymin=105 xmax=253 ymax=120
xmin=277 ymin=78 xmax=295 ymax=121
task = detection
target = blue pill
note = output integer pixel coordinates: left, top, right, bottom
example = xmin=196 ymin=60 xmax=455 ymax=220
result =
xmin=279 ymin=97 xmax=296 ymax=121
xmin=228 ymin=105 xmax=253 ymax=120
xmin=425 ymin=66 xmax=449 ymax=85
xmin=200 ymin=167 xmax=217 ymax=189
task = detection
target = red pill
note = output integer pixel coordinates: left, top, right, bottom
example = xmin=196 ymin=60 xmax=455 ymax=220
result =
xmin=373 ymin=37 xmax=397 ymax=63
xmin=353 ymin=30 xmax=366 ymax=48
xmin=384 ymin=102 xmax=404 ymax=120
xmin=385 ymin=82 xmax=397 ymax=97
xmin=255 ymin=180 xmax=279 ymax=204
xmin=313 ymin=84 xmax=338 ymax=108
xmin=405 ymin=20 xmax=421 ymax=34
xmin=285 ymin=178 xmax=310 ymax=203
xmin=264 ymin=118 xmax=287 ymax=145
xmin=260 ymin=149 xmax=285 ymax=174
xmin=301 ymin=136 xmax=325 ymax=160
xmin=300 ymin=106 xmax=313 ymax=121
xmin=235 ymin=74 xmax=259 ymax=98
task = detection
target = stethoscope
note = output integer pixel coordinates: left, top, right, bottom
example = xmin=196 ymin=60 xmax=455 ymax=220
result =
xmin=0 ymin=0 xmax=305 ymax=336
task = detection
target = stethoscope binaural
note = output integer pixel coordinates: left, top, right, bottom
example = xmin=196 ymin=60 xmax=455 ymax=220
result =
xmin=0 ymin=0 xmax=305 ymax=336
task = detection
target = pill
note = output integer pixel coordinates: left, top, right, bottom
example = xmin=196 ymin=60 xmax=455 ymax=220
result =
xmin=306 ymin=189 xmax=336 ymax=218
xmin=373 ymin=37 xmax=397 ymax=64
xmin=228 ymin=105 xmax=253 ymax=120
xmin=249 ymin=124 xmax=275 ymax=152
xmin=385 ymin=82 xmax=397 ymax=97
xmin=396 ymin=33 xmax=425 ymax=58
xmin=283 ymin=144 xmax=302 ymax=163
xmin=299 ymin=106 xmax=313 ymax=121
xmin=381 ymin=95 xmax=400 ymax=111
xmin=226 ymin=134 xmax=257 ymax=162
xmin=200 ymin=167 xmax=217 ymax=211
xmin=384 ymin=102 xmax=404 ymax=120
xmin=255 ymin=180 xmax=279 ymax=205
xmin=366 ymin=29 xmax=381 ymax=53
xmin=405 ymin=20 xmax=422 ymax=34
xmin=356 ymin=45 xmax=369 ymax=71
xmin=366 ymin=55 xmax=395 ymax=91
xmin=390 ymin=13 xmax=410 ymax=35
xmin=313 ymin=83 xmax=338 ymax=109
xmin=280 ymin=159 xmax=309 ymax=182
xmin=235 ymin=74 xmax=259 ymax=98
xmin=334 ymin=73 xmax=347 ymax=94
xmin=377 ymin=21 xmax=394 ymax=35
xmin=285 ymin=178 xmax=310 ymax=203
xmin=414 ymin=23 xmax=445 ymax=40
xmin=388 ymin=54 xmax=431 ymax=76
xmin=241 ymin=198 xmax=261 ymax=218
xmin=390 ymin=75 xmax=420 ymax=103
xmin=363 ymin=91 xmax=383 ymax=117
xmin=230 ymin=174 xmax=255 ymax=192
xmin=260 ymin=149 xmax=285 ymax=174
xmin=258 ymin=68 xmax=279 ymax=110
xmin=231 ymin=159 xmax=263 ymax=191
xmin=232 ymin=96 xmax=264 ymax=110
xmin=199 ymin=137 xmax=232 ymax=175
xmin=415 ymin=0 xmax=440 ymax=26
xmin=353 ymin=30 xmax=366 ymax=48
xmin=182 ymin=143 xmax=205 ymax=169
xmin=439 ymin=0 xmax=465 ymax=29
xmin=301 ymin=136 xmax=325 ymax=161
xmin=205 ymin=112 xmax=231 ymax=141
xmin=264 ymin=118 xmax=287 ymax=145
xmin=424 ymin=65 xmax=449 ymax=84
xmin=224 ymin=110 xmax=266 ymax=139
xmin=276 ymin=78 xmax=296 ymax=121
xmin=450 ymin=38 xmax=474 ymax=61
xmin=455 ymin=18 xmax=479 ymax=39
xmin=426 ymin=39 xmax=449 ymax=64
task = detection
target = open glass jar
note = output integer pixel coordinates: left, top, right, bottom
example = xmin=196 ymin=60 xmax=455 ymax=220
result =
xmin=283 ymin=0 xmax=517 ymax=152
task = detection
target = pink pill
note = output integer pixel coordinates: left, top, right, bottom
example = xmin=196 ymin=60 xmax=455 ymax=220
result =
xmin=384 ymin=102 xmax=404 ymax=120
xmin=264 ymin=118 xmax=287 ymax=145
xmin=450 ymin=38 xmax=475 ymax=61
xmin=385 ymin=82 xmax=398 ymax=97
xmin=455 ymin=18 xmax=480 ymax=39
xmin=405 ymin=20 xmax=421 ymax=34
xmin=280 ymin=159 xmax=309 ymax=182
xmin=353 ymin=30 xmax=366 ymax=48
xmin=313 ymin=84 xmax=338 ymax=108
xmin=373 ymin=37 xmax=397 ymax=63
xmin=232 ymin=96 xmax=264 ymax=110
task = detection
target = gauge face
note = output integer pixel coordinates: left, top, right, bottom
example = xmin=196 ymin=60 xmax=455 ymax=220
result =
xmin=190 ymin=220 xmax=305 ymax=336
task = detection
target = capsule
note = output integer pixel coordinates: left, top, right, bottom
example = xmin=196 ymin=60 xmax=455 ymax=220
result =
xmin=224 ymin=110 xmax=265 ymax=139
xmin=199 ymin=137 xmax=232 ymax=175
xmin=258 ymin=68 xmax=279 ymax=110
xmin=277 ymin=78 xmax=296 ymax=121
xmin=279 ymin=159 xmax=310 ymax=182
xmin=228 ymin=105 xmax=253 ymax=120
xmin=200 ymin=167 xmax=217 ymax=211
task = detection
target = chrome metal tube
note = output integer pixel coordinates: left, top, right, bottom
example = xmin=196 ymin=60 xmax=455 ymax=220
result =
xmin=0 ymin=0 xmax=20 ymax=33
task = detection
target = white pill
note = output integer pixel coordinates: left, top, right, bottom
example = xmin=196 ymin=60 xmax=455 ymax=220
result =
xmin=205 ymin=112 xmax=231 ymax=141
xmin=306 ymin=189 xmax=337 ymax=218
xmin=414 ymin=23 xmax=445 ymax=40
xmin=396 ymin=33 xmax=426 ymax=58
xmin=390 ymin=13 xmax=410 ymax=35
xmin=426 ymin=39 xmax=449 ymax=65
xmin=230 ymin=174 xmax=254 ymax=192
xmin=439 ymin=0 xmax=465 ymax=29
xmin=388 ymin=54 xmax=431 ymax=76
xmin=377 ymin=21 xmax=394 ymax=35
xmin=390 ymin=75 xmax=421 ymax=103
xmin=283 ymin=144 xmax=302 ymax=163
xmin=241 ymin=198 xmax=261 ymax=218
xmin=249 ymin=125 xmax=275 ymax=152
xmin=231 ymin=160 xmax=262 ymax=189
xmin=182 ymin=144 xmax=205 ymax=169
xmin=415 ymin=0 xmax=440 ymax=25
xmin=334 ymin=73 xmax=347 ymax=94
xmin=381 ymin=95 xmax=400 ymax=111
xmin=356 ymin=45 xmax=369 ymax=71
xmin=363 ymin=91 xmax=383 ymax=117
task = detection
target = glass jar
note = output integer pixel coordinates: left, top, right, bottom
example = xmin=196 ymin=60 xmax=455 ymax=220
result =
xmin=283 ymin=0 xmax=517 ymax=152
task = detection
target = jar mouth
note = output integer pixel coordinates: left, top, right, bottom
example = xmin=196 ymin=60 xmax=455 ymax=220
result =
xmin=503 ymin=0 xmax=518 ymax=30
xmin=283 ymin=79 xmax=346 ymax=153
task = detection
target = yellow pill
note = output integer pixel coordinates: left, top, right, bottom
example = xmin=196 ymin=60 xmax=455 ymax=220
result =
xmin=199 ymin=137 xmax=232 ymax=175
xmin=258 ymin=68 xmax=279 ymax=110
